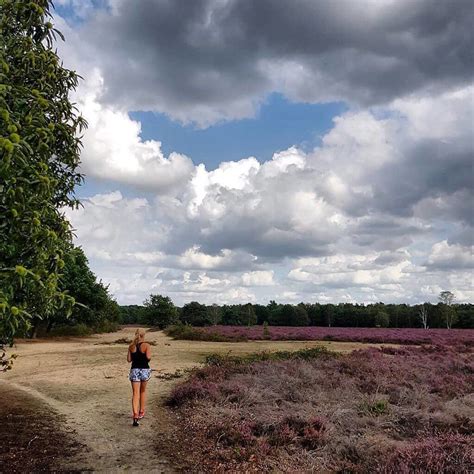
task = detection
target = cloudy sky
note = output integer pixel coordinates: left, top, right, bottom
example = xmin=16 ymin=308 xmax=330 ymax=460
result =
xmin=54 ymin=0 xmax=473 ymax=306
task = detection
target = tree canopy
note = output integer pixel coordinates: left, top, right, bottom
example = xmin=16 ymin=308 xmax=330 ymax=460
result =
xmin=0 ymin=0 xmax=85 ymax=345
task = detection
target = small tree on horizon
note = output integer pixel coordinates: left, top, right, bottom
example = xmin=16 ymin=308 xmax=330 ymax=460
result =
xmin=419 ymin=304 xmax=429 ymax=329
xmin=143 ymin=294 xmax=178 ymax=329
xmin=374 ymin=311 xmax=390 ymax=328
xmin=438 ymin=291 xmax=457 ymax=329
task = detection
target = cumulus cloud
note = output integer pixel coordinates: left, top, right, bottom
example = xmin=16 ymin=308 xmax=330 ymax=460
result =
xmin=242 ymin=271 xmax=275 ymax=287
xmin=59 ymin=0 xmax=474 ymax=126
xmin=426 ymin=241 xmax=473 ymax=270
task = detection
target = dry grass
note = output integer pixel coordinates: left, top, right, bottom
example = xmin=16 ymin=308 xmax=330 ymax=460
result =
xmin=166 ymin=344 xmax=474 ymax=472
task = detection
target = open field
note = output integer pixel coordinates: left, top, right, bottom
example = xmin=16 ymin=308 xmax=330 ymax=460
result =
xmin=194 ymin=325 xmax=474 ymax=345
xmin=0 ymin=326 xmax=390 ymax=472
xmin=166 ymin=344 xmax=474 ymax=472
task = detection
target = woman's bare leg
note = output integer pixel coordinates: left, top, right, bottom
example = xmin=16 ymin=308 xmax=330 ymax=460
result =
xmin=139 ymin=380 xmax=148 ymax=413
xmin=131 ymin=381 xmax=140 ymax=416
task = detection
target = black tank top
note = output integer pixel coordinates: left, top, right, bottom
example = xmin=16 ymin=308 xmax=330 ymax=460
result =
xmin=131 ymin=343 xmax=150 ymax=369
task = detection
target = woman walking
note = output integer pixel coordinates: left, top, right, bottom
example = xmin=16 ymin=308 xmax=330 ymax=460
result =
xmin=127 ymin=328 xmax=152 ymax=427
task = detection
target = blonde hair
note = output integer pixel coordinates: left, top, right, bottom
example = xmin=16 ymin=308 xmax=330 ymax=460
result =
xmin=129 ymin=328 xmax=145 ymax=350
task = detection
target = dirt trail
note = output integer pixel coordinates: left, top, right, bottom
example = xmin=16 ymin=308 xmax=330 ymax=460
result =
xmin=1 ymin=327 xmax=387 ymax=472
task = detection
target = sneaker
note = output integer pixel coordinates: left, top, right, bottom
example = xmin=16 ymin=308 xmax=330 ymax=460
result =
xmin=138 ymin=411 xmax=145 ymax=419
xmin=132 ymin=418 xmax=139 ymax=427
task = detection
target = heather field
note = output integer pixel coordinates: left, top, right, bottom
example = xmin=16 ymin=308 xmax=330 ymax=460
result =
xmin=166 ymin=345 xmax=474 ymax=472
xmin=192 ymin=325 xmax=474 ymax=346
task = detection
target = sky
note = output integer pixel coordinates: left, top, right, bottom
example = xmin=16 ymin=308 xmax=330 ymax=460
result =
xmin=53 ymin=0 xmax=473 ymax=306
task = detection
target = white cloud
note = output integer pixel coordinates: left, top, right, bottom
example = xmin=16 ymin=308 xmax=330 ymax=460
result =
xmin=242 ymin=271 xmax=274 ymax=287
xmin=426 ymin=240 xmax=473 ymax=270
xmin=77 ymin=70 xmax=195 ymax=193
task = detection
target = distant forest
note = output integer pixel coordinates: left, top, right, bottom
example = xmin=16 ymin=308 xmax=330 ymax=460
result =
xmin=120 ymin=295 xmax=474 ymax=329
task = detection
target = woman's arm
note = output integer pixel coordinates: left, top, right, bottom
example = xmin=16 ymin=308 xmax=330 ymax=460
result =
xmin=127 ymin=349 xmax=132 ymax=362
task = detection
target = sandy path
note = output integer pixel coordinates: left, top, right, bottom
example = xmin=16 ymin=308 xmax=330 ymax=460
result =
xmin=1 ymin=327 xmax=390 ymax=472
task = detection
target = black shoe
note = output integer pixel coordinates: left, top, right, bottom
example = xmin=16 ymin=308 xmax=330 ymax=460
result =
xmin=133 ymin=418 xmax=139 ymax=427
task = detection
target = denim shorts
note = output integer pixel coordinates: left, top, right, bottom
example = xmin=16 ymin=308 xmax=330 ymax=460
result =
xmin=129 ymin=368 xmax=152 ymax=382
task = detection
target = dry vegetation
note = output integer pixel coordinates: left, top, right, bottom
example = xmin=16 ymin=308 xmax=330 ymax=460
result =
xmin=165 ymin=344 xmax=474 ymax=472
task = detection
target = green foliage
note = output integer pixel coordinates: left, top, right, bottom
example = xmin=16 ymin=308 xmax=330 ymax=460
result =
xmin=49 ymin=323 xmax=92 ymax=337
xmin=119 ymin=305 xmax=145 ymax=324
xmin=28 ymin=246 xmax=120 ymax=336
xmin=208 ymin=303 xmax=221 ymax=325
xmin=55 ymin=247 xmax=118 ymax=326
xmin=268 ymin=304 xmax=309 ymax=326
xmin=143 ymin=294 xmax=178 ymax=329
xmin=359 ymin=398 xmax=389 ymax=416
xmin=181 ymin=301 xmax=211 ymax=326
xmin=374 ymin=311 xmax=390 ymax=328
xmin=0 ymin=0 xmax=85 ymax=343
xmin=221 ymin=304 xmax=257 ymax=326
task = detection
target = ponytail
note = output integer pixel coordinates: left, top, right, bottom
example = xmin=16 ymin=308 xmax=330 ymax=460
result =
xmin=129 ymin=328 xmax=145 ymax=351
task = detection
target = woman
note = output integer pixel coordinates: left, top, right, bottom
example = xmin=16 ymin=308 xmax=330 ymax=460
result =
xmin=127 ymin=328 xmax=152 ymax=427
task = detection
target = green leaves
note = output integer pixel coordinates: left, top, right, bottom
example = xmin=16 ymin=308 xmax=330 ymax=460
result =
xmin=0 ymin=0 xmax=85 ymax=344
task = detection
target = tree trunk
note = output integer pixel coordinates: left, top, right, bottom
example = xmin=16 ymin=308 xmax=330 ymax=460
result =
xmin=46 ymin=319 xmax=54 ymax=333
xmin=30 ymin=319 xmax=39 ymax=339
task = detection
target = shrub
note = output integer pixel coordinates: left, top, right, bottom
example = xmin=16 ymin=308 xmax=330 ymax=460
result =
xmin=359 ymin=398 xmax=389 ymax=416
xmin=167 ymin=379 xmax=219 ymax=407
xmin=380 ymin=433 xmax=473 ymax=473
xmin=164 ymin=344 xmax=474 ymax=471
xmin=49 ymin=324 xmax=92 ymax=337
xmin=263 ymin=321 xmax=271 ymax=339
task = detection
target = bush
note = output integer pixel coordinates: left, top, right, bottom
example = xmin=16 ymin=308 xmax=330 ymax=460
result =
xmin=49 ymin=324 xmax=92 ymax=337
xmin=94 ymin=320 xmax=120 ymax=334
xmin=204 ymin=346 xmax=334 ymax=367
xmin=47 ymin=320 xmax=118 ymax=337
xmin=165 ymin=323 xmax=247 ymax=342
xmin=380 ymin=433 xmax=472 ymax=473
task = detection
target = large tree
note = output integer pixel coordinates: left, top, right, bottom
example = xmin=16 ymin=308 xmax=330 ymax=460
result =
xmin=0 ymin=0 xmax=85 ymax=347
xmin=181 ymin=301 xmax=211 ymax=326
xmin=143 ymin=294 xmax=178 ymax=329
xmin=40 ymin=246 xmax=120 ymax=334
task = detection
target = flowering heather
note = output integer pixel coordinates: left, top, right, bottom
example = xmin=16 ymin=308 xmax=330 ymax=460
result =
xmin=196 ymin=325 xmax=474 ymax=346
xmin=165 ymin=345 xmax=474 ymax=472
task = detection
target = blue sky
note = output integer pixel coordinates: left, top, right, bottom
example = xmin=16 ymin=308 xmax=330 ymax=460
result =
xmin=131 ymin=95 xmax=345 ymax=169
xmin=78 ymin=93 xmax=345 ymax=198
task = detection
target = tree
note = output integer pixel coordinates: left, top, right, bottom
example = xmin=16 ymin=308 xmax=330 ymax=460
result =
xmin=220 ymin=304 xmax=256 ymax=326
xmin=267 ymin=300 xmax=282 ymax=325
xmin=181 ymin=301 xmax=210 ymax=326
xmin=419 ymin=304 xmax=429 ymax=329
xmin=241 ymin=303 xmax=257 ymax=326
xmin=208 ymin=303 xmax=221 ymax=325
xmin=0 ymin=1 xmax=85 ymax=344
xmin=438 ymin=291 xmax=457 ymax=329
xmin=323 ymin=305 xmax=335 ymax=327
xmin=143 ymin=294 xmax=177 ymax=329
xmin=254 ymin=304 xmax=270 ymax=325
xmin=374 ymin=311 xmax=390 ymax=328
xmin=119 ymin=305 xmax=146 ymax=324
xmin=35 ymin=246 xmax=119 ymax=335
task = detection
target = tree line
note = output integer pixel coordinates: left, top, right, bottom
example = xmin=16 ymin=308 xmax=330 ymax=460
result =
xmin=120 ymin=293 xmax=473 ymax=329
